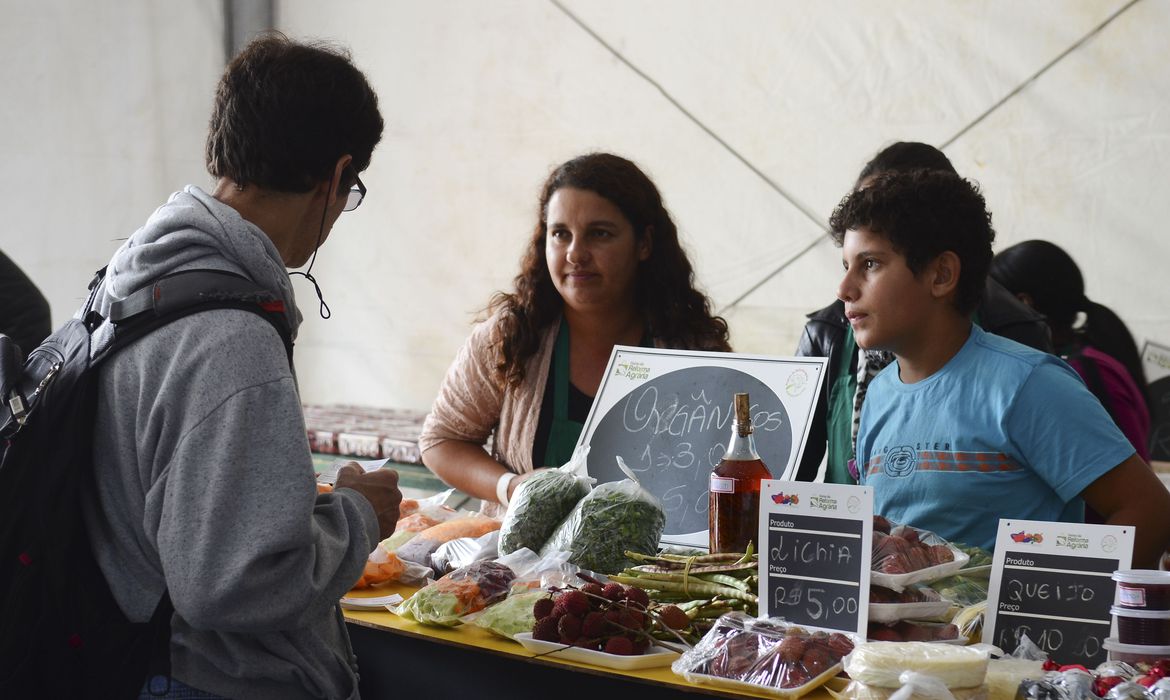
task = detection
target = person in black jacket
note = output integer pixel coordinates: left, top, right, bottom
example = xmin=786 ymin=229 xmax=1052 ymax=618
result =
xmin=0 ymin=250 xmax=51 ymax=357
xmin=793 ymin=142 xmax=1052 ymax=484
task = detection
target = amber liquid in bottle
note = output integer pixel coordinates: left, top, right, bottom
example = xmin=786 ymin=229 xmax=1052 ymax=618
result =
xmin=709 ymin=392 xmax=772 ymax=554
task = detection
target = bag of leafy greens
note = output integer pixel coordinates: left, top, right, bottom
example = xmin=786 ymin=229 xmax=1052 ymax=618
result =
xmin=539 ymin=457 xmax=665 ymax=574
xmin=498 ymin=445 xmax=594 ymax=555
xmin=393 ymin=560 xmax=515 ymax=626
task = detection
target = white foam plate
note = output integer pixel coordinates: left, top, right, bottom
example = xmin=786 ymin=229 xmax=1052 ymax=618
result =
xmin=870 ymin=547 xmax=970 ymax=591
xmin=339 ymin=593 xmax=404 ymax=610
xmin=868 ymin=599 xmax=954 ymax=623
xmin=514 ymin=633 xmax=679 ymax=670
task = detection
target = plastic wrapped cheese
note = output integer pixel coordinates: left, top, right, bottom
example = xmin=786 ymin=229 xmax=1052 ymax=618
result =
xmin=983 ymin=658 xmax=1045 ymax=700
xmin=832 ymin=679 xmax=988 ymax=700
xmin=843 ymin=642 xmax=990 ymax=690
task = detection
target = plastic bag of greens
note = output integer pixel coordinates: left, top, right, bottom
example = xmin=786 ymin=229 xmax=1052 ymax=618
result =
xmin=540 ymin=456 xmax=665 ymax=574
xmin=466 ymin=548 xmax=574 ymax=639
xmin=498 ymin=445 xmax=594 ymax=556
xmin=928 ymin=572 xmax=988 ymax=608
xmin=472 ymin=586 xmax=548 ymax=640
xmin=394 ymin=560 xmax=516 ymax=627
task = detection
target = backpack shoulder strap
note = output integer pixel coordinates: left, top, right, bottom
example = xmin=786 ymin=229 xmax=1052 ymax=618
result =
xmin=104 ymin=270 xmax=293 ymax=366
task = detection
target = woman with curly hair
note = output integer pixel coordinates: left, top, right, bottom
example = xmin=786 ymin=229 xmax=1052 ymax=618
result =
xmin=419 ymin=153 xmax=730 ymax=514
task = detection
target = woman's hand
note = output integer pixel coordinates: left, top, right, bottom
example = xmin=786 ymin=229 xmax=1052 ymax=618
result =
xmin=423 ymin=440 xmax=525 ymax=505
xmin=508 ymin=467 xmax=552 ymax=501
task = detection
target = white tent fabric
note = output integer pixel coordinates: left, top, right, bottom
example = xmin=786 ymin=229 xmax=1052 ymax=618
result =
xmin=4 ymin=1 xmax=1167 ymax=412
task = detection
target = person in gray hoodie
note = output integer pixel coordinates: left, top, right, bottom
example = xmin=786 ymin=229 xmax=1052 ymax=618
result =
xmin=81 ymin=35 xmax=398 ymax=699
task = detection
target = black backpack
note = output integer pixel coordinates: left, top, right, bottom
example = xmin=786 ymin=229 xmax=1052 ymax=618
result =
xmin=0 ymin=268 xmax=293 ymax=698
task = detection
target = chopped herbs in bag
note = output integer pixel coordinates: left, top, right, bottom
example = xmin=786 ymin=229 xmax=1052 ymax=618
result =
xmin=540 ymin=463 xmax=665 ymax=575
xmin=498 ymin=446 xmax=593 ymax=556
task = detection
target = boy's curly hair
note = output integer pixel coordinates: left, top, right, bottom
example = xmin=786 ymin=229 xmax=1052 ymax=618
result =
xmin=828 ymin=169 xmax=995 ymax=315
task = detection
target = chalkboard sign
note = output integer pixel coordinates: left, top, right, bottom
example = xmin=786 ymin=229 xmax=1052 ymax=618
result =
xmin=578 ymin=347 xmax=826 ymax=546
xmin=984 ymin=519 xmax=1134 ymax=667
xmin=759 ymin=480 xmax=873 ymax=635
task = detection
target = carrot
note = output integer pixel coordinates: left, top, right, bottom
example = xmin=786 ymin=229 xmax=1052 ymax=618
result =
xmin=413 ymin=514 xmax=500 ymax=543
xmin=351 ymin=551 xmax=406 ymax=589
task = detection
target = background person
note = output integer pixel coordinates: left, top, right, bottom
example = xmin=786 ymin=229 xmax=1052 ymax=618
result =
xmin=0 ymin=249 xmax=52 ymax=356
xmin=833 ymin=170 xmax=1170 ymax=568
xmin=83 ymin=35 xmax=400 ymax=699
xmin=794 ymin=141 xmax=1051 ymax=485
xmin=420 ymin=152 xmax=730 ymax=514
xmin=991 ymin=239 xmax=1151 ymax=485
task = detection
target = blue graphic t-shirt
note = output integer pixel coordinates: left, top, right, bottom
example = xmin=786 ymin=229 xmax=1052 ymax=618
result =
xmin=856 ymin=325 xmax=1135 ymax=550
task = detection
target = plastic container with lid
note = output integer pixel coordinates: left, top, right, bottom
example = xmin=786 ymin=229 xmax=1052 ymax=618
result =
xmin=1111 ymin=605 xmax=1170 ymax=646
xmin=1103 ymin=637 xmax=1170 ymax=664
xmin=1113 ymin=569 xmax=1170 ymax=610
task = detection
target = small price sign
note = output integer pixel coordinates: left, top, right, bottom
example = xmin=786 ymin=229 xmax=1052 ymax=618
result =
xmin=758 ymin=480 xmax=872 ymax=636
xmin=984 ymin=519 xmax=1134 ymax=667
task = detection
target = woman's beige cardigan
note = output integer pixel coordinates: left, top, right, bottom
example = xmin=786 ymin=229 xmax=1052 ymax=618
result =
xmin=418 ymin=314 xmax=557 ymax=516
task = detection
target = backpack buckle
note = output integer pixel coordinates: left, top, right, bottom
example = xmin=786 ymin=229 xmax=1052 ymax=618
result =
xmin=7 ymin=392 xmax=26 ymax=425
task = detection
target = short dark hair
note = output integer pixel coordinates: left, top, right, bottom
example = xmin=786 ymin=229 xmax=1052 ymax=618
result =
xmin=856 ymin=141 xmax=957 ymax=187
xmin=205 ymin=34 xmax=383 ymax=193
xmin=829 ymin=169 xmax=995 ymax=315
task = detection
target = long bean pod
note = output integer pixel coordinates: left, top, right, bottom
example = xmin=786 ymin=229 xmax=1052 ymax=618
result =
xmin=609 ymin=575 xmax=758 ymax=604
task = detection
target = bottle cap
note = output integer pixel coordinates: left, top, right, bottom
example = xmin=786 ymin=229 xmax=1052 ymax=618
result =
xmin=733 ymin=392 xmax=752 ymax=436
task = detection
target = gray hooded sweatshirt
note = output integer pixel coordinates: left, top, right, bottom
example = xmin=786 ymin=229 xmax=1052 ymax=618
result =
xmin=81 ymin=186 xmax=379 ymax=699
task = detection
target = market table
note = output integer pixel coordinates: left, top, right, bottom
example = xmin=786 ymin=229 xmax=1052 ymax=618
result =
xmin=342 ymin=584 xmax=838 ymax=700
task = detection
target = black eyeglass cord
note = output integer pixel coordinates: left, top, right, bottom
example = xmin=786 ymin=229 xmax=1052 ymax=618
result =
xmin=289 ymin=190 xmax=332 ymax=319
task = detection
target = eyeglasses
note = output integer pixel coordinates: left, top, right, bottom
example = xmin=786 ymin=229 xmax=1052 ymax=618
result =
xmin=343 ymin=173 xmax=366 ymax=212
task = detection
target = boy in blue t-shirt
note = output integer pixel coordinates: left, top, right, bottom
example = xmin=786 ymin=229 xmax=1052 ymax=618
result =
xmin=830 ymin=169 xmax=1170 ymax=568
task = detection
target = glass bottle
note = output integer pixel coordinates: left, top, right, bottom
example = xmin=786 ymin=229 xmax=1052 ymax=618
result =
xmin=709 ymin=392 xmax=772 ymax=554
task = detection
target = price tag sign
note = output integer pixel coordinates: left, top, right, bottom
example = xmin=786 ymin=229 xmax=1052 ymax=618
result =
xmin=984 ymin=519 xmax=1134 ymax=666
xmin=759 ymin=480 xmax=872 ymax=635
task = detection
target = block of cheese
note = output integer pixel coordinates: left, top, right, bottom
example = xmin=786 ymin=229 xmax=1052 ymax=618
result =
xmin=843 ymin=642 xmax=990 ymax=689
xmin=983 ymin=658 xmax=1045 ymax=700
xmin=832 ymin=680 xmax=988 ymax=700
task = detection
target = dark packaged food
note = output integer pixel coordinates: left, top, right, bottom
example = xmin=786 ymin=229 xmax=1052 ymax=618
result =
xmin=672 ymin=611 xmax=856 ymax=697
xmin=1115 ymin=570 xmax=1170 ymax=611
xmin=1113 ymin=606 xmax=1170 ymax=646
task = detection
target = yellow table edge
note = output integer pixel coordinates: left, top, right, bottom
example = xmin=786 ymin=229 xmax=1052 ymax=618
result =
xmin=342 ymin=584 xmax=836 ymax=699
